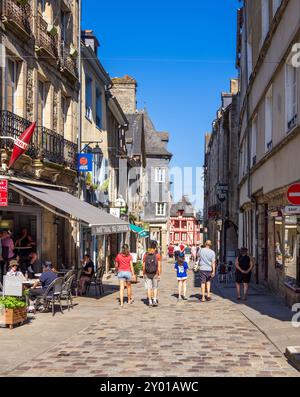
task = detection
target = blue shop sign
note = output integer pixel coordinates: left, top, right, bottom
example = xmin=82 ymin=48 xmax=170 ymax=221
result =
xmin=77 ymin=153 xmax=93 ymax=172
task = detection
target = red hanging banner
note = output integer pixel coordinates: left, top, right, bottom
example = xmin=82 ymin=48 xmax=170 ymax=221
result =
xmin=8 ymin=122 xmax=36 ymax=169
xmin=0 ymin=180 xmax=8 ymax=207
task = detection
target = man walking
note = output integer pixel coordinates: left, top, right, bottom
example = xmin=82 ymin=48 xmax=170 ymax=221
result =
xmin=143 ymin=241 xmax=161 ymax=307
xmin=199 ymin=240 xmax=216 ymax=302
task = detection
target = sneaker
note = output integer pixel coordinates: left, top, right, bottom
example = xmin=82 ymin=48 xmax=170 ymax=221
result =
xmin=152 ymin=300 xmax=158 ymax=307
xmin=148 ymin=301 xmax=153 ymax=307
xmin=182 ymin=296 xmax=188 ymax=301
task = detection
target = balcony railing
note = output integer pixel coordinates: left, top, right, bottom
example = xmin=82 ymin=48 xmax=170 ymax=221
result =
xmin=0 ymin=109 xmax=31 ymax=151
xmin=1 ymin=0 xmax=32 ymax=37
xmin=60 ymin=42 xmax=78 ymax=80
xmin=35 ymin=13 xmax=58 ymax=62
xmin=0 ymin=110 xmax=77 ymax=170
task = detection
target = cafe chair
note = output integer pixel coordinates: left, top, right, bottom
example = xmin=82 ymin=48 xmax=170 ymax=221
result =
xmin=34 ymin=277 xmax=64 ymax=316
xmin=63 ymin=269 xmax=76 ymax=283
xmin=75 ymin=268 xmax=83 ymax=297
xmin=86 ymin=266 xmax=105 ymax=297
xmin=61 ymin=274 xmax=76 ymax=311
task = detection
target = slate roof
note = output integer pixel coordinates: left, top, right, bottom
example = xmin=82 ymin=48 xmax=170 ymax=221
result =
xmin=143 ymin=111 xmax=172 ymax=157
xmin=126 ymin=113 xmax=143 ymax=156
xmin=170 ymin=196 xmax=196 ymax=217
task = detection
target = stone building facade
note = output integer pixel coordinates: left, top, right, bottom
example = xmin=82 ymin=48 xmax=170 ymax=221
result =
xmin=203 ymin=79 xmax=239 ymax=264
xmin=236 ymin=0 xmax=300 ymax=305
xmin=80 ymin=30 xmax=129 ymax=268
xmin=111 ymin=76 xmax=172 ymax=254
xmin=169 ymin=196 xmax=202 ymax=246
xmin=0 ymin=0 xmax=80 ymax=269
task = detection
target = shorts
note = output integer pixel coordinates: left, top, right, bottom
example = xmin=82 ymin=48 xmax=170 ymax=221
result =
xmin=199 ymin=271 xmax=212 ymax=284
xmin=144 ymin=275 xmax=159 ymax=290
xmin=177 ymin=277 xmax=187 ymax=281
xmin=235 ymin=271 xmax=251 ymax=284
xmin=118 ymin=271 xmax=132 ymax=282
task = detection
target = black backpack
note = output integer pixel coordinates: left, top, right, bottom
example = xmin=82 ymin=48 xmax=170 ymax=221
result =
xmin=145 ymin=252 xmax=158 ymax=275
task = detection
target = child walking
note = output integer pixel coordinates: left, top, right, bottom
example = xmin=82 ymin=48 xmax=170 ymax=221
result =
xmin=174 ymin=252 xmax=189 ymax=301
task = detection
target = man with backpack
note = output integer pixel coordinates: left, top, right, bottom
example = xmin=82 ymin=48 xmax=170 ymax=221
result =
xmin=143 ymin=241 xmax=161 ymax=307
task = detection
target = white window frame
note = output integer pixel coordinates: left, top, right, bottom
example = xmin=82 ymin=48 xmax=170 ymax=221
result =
xmin=156 ymin=203 xmax=166 ymax=217
xmin=265 ymin=85 xmax=273 ymax=152
xmin=285 ymin=58 xmax=298 ymax=132
xmin=155 ymin=168 xmax=166 ymax=183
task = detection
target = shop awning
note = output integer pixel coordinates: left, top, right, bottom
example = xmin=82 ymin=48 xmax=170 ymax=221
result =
xmin=10 ymin=183 xmax=130 ymax=236
xmin=129 ymin=223 xmax=149 ymax=238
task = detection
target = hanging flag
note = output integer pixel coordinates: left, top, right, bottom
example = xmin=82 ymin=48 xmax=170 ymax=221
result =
xmin=8 ymin=122 xmax=36 ymax=169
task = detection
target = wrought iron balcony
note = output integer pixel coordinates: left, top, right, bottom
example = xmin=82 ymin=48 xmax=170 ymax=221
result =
xmin=0 ymin=0 xmax=32 ymax=39
xmin=0 ymin=109 xmax=32 ymax=151
xmin=59 ymin=42 xmax=78 ymax=81
xmin=35 ymin=13 xmax=58 ymax=63
xmin=0 ymin=110 xmax=77 ymax=170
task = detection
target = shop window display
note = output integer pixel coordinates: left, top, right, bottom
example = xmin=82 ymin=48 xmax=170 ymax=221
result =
xmin=275 ymin=215 xmax=300 ymax=284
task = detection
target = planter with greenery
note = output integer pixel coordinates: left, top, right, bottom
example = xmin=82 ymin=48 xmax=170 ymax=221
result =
xmin=133 ymin=261 xmax=143 ymax=279
xmin=0 ymin=297 xmax=27 ymax=329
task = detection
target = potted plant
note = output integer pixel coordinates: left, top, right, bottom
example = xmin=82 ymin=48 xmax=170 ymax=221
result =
xmin=133 ymin=261 xmax=143 ymax=280
xmin=69 ymin=45 xmax=78 ymax=58
xmin=16 ymin=0 xmax=29 ymax=6
xmin=47 ymin=24 xmax=58 ymax=37
xmin=85 ymin=172 xmax=92 ymax=190
xmin=0 ymin=296 xmax=27 ymax=329
xmin=100 ymin=178 xmax=109 ymax=193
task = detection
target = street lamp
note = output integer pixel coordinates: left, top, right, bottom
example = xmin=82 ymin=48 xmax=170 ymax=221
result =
xmin=91 ymin=144 xmax=103 ymax=169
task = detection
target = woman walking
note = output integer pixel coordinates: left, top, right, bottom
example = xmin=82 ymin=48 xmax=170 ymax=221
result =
xmin=115 ymin=244 xmax=135 ymax=308
xmin=235 ymin=247 xmax=254 ymax=301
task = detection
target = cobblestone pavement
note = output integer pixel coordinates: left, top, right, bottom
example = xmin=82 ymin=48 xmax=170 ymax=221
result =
xmin=3 ymin=261 xmax=299 ymax=377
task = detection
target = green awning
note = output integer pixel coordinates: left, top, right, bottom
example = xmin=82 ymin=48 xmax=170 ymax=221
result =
xmin=130 ymin=224 xmax=144 ymax=234
xmin=130 ymin=224 xmax=149 ymax=238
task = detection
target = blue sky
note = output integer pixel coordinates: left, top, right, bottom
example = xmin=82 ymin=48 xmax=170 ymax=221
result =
xmin=83 ymin=0 xmax=240 ymax=210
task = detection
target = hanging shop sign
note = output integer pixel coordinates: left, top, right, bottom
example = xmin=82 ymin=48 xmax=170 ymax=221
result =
xmin=0 ymin=180 xmax=8 ymax=207
xmin=283 ymin=206 xmax=300 ymax=215
xmin=110 ymin=208 xmax=121 ymax=218
xmin=8 ymin=122 xmax=36 ymax=169
xmin=77 ymin=153 xmax=93 ymax=172
xmin=216 ymin=183 xmax=229 ymax=202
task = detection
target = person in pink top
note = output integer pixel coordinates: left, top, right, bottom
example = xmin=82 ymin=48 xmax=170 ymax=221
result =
xmin=115 ymin=244 xmax=135 ymax=308
xmin=1 ymin=230 xmax=15 ymax=276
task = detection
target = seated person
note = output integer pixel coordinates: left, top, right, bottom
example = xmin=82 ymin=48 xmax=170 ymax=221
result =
xmin=27 ymin=251 xmax=38 ymax=278
xmin=78 ymin=255 xmax=94 ymax=296
xmin=6 ymin=260 xmax=25 ymax=279
xmin=29 ymin=262 xmax=58 ymax=302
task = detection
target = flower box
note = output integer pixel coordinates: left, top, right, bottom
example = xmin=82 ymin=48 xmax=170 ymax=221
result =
xmin=0 ymin=307 xmax=27 ymax=329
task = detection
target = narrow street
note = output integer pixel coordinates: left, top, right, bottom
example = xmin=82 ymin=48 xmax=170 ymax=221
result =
xmin=1 ymin=261 xmax=298 ymax=377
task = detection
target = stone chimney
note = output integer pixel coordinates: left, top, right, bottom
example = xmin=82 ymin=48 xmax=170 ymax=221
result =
xmin=81 ymin=30 xmax=100 ymax=55
xmin=111 ymin=76 xmax=137 ymax=114
xmin=230 ymin=78 xmax=239 ymax=95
